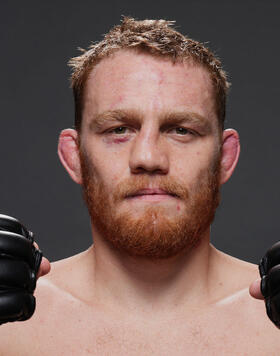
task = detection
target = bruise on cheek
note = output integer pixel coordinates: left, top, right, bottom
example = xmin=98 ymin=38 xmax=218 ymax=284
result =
xmin=103 ymin=136 xmax=130 ymax=145
xmin=177 ymin=205 xmax=181 ymax=211
xmin=112 ymin=137 xmax=129 ymax=144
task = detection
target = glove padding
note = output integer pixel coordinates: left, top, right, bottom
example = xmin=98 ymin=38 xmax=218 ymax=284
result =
xmin=0 ymin=214 xmax=42 ymax=324
xmin=259 ymin=241 xmax=280 ymax=328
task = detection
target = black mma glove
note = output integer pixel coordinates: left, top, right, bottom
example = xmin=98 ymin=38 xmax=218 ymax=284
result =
xmin=259 ymin=241 xmax=280 ymax=328
xmin=0 ymin=214 xmax=42 ymax=324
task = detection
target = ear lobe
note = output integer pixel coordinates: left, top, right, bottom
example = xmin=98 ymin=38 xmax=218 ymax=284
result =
xmin=57 ymin=129 xmax=82 ymax=184
xmin=220 ymin=129 xmax=240 ymax=185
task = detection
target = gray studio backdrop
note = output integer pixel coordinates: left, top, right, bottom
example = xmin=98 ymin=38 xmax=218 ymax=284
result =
xmin=0 ymin=0 xmax=279 ymax=263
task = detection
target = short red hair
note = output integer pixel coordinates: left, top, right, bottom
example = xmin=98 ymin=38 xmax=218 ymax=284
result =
xmin=69 ymin=17 xmax=230 ymax=132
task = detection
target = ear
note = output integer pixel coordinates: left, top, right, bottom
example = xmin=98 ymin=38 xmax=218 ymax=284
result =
xmin=219 ymin=129 xmax=240 ymax=185
xmin=57 ymin=129 xmax=82 ymax=184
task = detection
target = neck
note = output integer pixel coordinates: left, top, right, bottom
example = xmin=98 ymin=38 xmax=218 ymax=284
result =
xmin=84 ymin=227 xmax=217 ymax=319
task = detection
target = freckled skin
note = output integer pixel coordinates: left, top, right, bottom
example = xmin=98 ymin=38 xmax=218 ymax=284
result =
xmin=81 ymin=50 xmax=221 ymax=210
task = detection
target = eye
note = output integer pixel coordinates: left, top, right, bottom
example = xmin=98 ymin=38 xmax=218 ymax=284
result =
xmin=173 ymin=127 xmax=192 ymax=135
xmin=109 ymin=126 xmax=128 ymax=134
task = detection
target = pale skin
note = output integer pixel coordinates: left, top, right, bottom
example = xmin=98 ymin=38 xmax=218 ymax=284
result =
xmin=0 ymin=50 xmax=276 ymax=355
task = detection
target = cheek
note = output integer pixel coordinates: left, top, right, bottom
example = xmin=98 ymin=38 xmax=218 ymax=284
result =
xmin=91 ymin=151 xmax=127 ymax=186
xmin=171 ymin=145 xmax=217 ymax=182
xmin=80 ymin=135 xmax=129 ymax=187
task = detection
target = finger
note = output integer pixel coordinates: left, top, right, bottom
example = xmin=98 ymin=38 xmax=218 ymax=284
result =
xmin=32 ymin=242 xmax=51 ymax=278
xmin=249 ymin=278 xmax=264 ymax=300
xmin=36 ymin=257 xmax=51 ymax=279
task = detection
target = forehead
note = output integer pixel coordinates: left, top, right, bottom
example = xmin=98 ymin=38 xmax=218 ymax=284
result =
xmin=83 ymin=50 xmax=217 ymax=123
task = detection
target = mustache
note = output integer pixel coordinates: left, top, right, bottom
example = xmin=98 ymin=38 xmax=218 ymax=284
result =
xmin=112 ymin=176 xmax=189 ymax=202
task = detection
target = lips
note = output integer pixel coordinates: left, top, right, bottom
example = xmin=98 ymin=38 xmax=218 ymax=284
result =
xmin=128 ymin=188 xmax=177 ymax=198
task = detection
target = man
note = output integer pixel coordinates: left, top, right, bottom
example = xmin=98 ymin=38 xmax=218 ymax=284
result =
xmin=0 ymin=17 xmax=278 ymax=355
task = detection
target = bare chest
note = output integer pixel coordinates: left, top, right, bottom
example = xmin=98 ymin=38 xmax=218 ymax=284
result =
xmin=16 ymin=304 xmax=279 ymax=356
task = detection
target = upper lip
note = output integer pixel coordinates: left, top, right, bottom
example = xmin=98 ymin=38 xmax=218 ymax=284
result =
xmin=128 ymin=188 xmax=175 ymax=197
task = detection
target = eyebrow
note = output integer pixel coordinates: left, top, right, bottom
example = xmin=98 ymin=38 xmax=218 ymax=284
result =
xmin=89 ymin=109 xmax=212 ymax=133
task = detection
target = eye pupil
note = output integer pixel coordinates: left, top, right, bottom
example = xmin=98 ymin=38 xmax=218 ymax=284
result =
xmin=176 ymin=127 xmax=188 ymax=135
xmin=115 ymin=127 xmax=126 ymax=133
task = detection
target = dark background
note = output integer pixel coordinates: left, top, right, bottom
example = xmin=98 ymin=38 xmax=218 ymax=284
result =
xmin=0 ymin=0 xmax=279 ymax=263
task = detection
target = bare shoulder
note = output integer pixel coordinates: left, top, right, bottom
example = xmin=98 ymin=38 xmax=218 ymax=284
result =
xmin=211 ymin=246 xmax=280 ymax=351
xmin=0 ymin=248 xmax=93 ymax=356
xmin=213 ymin=287 xmax=280 ymax=352
xmin=35 ymin=245 xmax=95 ymax=309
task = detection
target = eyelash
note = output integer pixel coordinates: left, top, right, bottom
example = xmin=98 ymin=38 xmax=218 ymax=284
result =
xmin=107 ymin=126 xmax=195 ymax=136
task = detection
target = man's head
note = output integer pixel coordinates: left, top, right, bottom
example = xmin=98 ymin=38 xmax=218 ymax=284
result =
xmin=58 ymin=18 xmax=240 ymax=260
xmin=68 ymin=17 xmax=229 ymax=133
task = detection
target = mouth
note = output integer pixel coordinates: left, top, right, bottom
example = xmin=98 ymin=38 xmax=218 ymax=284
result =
xmin=127 ymin=188 xmax=178 ymax=200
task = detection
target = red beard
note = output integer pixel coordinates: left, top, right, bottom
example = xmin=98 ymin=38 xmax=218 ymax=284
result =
xmin=79 ymin=149 xmax=221 ymax=260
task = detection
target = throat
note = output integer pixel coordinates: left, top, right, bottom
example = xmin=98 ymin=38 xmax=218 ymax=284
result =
xmin=90 ymin=232 xmax=212 ymax=316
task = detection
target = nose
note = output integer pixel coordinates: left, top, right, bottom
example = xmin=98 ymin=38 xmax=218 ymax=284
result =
xmin=129 ymin=126 xmax=169 ymax=175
